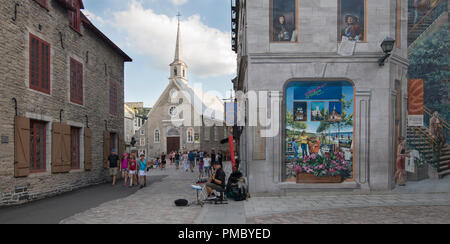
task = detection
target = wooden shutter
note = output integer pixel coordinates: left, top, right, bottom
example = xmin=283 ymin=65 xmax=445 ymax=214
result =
xmin=14 ymin=117 xmax=30 ymax=177
xmin=103 ymin=131 xmax=110 ymax=168
xmin=84 ymin=128 xmax=92 ymax=171
xmin=118 ymin=134 xmax=124 ymax=158
xmin=61 ymin=124 xmax=71 ymax=172
xmin=52 ymin=123 xmax=63 ymax=173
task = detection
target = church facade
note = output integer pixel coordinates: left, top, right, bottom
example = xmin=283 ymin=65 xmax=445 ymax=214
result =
xmin=141 ymin=20 xmax=231 ymax=159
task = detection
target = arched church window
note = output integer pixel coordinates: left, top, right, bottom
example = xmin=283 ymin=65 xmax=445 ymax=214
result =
xmin=187 ymin=128 xmax=194 ymax=143
xmin=174 ymin=67 xmax=178 ymax=76
xmin=154 ymin=129 xmax=160 ymax=143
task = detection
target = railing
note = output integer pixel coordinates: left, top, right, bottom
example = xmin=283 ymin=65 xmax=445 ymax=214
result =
xmin=408 ymin=0 xmax=448 ymax=45
xmin=408 ymin=126 xmax=441 ymax=170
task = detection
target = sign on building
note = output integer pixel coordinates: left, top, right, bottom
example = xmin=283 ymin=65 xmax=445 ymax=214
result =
xmin=408 ymin=79 xmax=424 ymax=127
xmin=225 ymin=102 xmax=238 ymax=126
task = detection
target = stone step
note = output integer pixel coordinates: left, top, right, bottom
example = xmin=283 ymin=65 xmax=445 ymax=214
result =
xmin=438 ymin=168 xmax=450 ymax=178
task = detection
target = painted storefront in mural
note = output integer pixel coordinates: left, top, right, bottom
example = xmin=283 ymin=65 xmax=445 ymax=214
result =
xmin=284 ymin=81 xmax=355 ymax=182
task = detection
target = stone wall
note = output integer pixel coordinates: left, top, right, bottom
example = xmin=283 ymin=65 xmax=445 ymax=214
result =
xmin=0 ymin=0 xmax=127 ymax=206
xmin=236 ymin=0 xmax=409 ymax=193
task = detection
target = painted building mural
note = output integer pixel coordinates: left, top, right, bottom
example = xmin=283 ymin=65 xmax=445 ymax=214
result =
xmin=284 ymin=81 xmax=355 ymax=182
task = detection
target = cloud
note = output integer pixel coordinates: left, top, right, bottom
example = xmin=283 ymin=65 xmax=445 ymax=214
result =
xmin=112 ymin=1 xmax=236 ymax=78
xmin=171 ymin=0 xmax=189 ymax=6
xmin=82 ymin=9 xmax=105 ymax=26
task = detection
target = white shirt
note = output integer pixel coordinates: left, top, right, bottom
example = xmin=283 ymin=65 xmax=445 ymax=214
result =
xmin=204 ymin=157 xmax=211 ymax=167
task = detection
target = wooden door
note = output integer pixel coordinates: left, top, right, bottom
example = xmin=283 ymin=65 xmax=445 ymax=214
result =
xmin=167 ymin=137 xmax=180 ymax=154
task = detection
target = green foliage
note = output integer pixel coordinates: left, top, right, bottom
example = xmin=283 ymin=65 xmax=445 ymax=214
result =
xmin=286 ymin=111 xmax=307 ymax=137
xmin=408 ymin=24 xmax=450 ymax=122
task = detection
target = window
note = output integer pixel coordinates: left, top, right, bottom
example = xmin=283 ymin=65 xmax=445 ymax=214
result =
xmin=70 ymin=127 xmax=80 ymax=169
xmin=140 ymin=130 xmax=145 ymax=135
xmin=30 ymin=120 xmax=46 ymax=173
xmin=33 ymin=0 xmax=47 ymax=9
xmin=109 ymin=81 xmax=117 ymax=115
xmin=204 ymin=127 xmax=210 ymax=141
xmin=214 ymin=127 xmax=219 ymax=141
xmin=29 ymin=34 xmax=50 ymax=94
xmin=187 ymin=128 xmax=194 ymax=143
xmin=154 ymin=130 xmax=160 ymax=143
xmin=69 ymin=0 xmax=81 ymax=32
xmin=140 ymin=138 xmax=145 ymax=146
xmin=70 ymin=58 xmax=83 ymax=105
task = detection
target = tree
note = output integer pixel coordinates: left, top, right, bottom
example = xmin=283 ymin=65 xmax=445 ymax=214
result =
xmin=408 ymin=24 xmax=450 ymax=122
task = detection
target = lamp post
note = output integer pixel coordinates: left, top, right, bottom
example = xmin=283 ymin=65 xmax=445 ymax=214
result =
xmin=378 ymin=37 xmax=396 ymax=66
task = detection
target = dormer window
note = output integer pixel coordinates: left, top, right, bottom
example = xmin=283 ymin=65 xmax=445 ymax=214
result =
xmin=69 ymin=0 xmax=81 ymax=33
xmin=174 ymin=67 xmax=178 ymax=76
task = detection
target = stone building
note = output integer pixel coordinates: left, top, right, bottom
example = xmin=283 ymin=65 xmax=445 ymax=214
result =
xmin=232 ymin=0 xmax=409 ymax=193
xmin=143 ymin=19 xmax=231 ymax=159
xmin=0 ymin=0 xmax=131 ymax=206
xmin=124 ymin=102 xmax=151 ymax=153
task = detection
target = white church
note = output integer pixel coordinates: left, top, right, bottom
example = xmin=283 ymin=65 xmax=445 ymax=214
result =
xmin=135 ymin=18 xmax=231 ymax=158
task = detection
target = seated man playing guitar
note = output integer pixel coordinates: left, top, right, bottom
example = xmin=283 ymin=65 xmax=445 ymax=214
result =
xmin=206 ymin=163 xmax=226 ymax=199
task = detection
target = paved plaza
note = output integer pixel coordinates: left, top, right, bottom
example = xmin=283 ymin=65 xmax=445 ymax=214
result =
xmin=59 ymin=162 xmax=450 ymax=224
xmin=1 ymin=161 xmax=448 ymax=224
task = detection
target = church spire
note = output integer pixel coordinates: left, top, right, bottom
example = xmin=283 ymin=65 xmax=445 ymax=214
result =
xmin=174 ymin=12 xmax=182 ymax=62
xmin=170 ymin=12 xmax=188 ymax=82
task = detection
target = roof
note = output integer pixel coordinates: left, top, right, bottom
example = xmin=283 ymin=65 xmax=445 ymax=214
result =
xmin=56 ymin=0 xmax=132 ymax=62
xmin=81 ymin=13 xmax=132 ymax=62
xmin=173 ymin=78 xmax=225 ymax=122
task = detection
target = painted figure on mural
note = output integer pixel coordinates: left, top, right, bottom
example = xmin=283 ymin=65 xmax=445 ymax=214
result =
xmin=430 ymin=111 xmax=447 ymax=148
xmin=271 ymin=0 xmax=298 ymax=42
xmin=341 ymin=14 xmax=363 ymax=41
xmin=339 ymin=0 xmax=365 ymax=42
xmin=395 ymin=137 xmax=408 ymax=186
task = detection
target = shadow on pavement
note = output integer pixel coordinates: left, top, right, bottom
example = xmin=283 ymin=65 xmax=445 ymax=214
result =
xmin=0 ymin=175 xmax=167 ymax=224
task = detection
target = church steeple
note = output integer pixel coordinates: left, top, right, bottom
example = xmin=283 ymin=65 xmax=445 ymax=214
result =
xmin=170 ymin=12 xmax=188 ymax=82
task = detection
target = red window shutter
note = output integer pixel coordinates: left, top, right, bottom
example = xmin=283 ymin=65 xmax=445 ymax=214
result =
xmin=77 ymin=62 xmax=83 ymax=103
xmin=41 ymin=42 xmax=50 ymax=91
xmin=30 ymin=37 xmax=39 ymax=88
xmin=61 ymin=124 xmax=71 ymax=172
xmin=29 ymin=34 xmax=50 ymax=94
xmin=70 ymin=59 xmax=76 ymax=101
xmin=70 ymin=58 xmax=83 ymax=105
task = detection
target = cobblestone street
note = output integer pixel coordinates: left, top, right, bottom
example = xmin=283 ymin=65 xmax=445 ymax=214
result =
xmin=61 ymin=165 xmax=204 ymax=224
xmin=247 ymin=205 xmax=450 ymax=224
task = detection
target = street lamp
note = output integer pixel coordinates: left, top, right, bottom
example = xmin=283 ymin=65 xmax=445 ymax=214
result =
xmin=378 ymin=37 xmax=396 ymax=66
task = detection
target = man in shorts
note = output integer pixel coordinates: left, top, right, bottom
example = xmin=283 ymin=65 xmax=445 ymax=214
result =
xmin=107 ymin=149 xmax=119 ymax=186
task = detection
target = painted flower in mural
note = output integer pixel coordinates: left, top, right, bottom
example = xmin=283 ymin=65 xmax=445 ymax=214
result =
xmin=294 ymin=153 xmax=352 ymax=178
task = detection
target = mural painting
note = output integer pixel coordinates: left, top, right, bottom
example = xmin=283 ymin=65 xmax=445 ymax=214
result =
xmin=284 ymin=81 xmax=355 ymax=182
xmin=270 ymin=0 xmax=298 ymax=42
xmin=338 ymin=0 xmax=366 ymax=42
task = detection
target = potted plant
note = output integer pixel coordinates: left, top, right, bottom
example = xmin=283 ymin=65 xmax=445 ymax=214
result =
xmin=293 ymin=152 xmax=351 ymax=183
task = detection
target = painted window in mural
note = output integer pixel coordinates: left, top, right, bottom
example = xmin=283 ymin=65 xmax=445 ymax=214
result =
xmin=284 ymin=81 xmax=355 ymax=183
xmin=338 ymin=0 xmax=366 ymax=42
xmin=270 ymin=0 xmax=299 ymax=42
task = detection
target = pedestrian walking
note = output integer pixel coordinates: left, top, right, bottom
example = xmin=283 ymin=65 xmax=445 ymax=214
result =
xmin=107 ymin=149 xmax=119 ymax=186
xmin=121 ymin=153 xmax=130 ymax=187
xmin=175 ymin=151 xmax=180 ymax=170
xmin=161 ymin=152 xmax=166 ymax=170
xmin=188 ymin=150 xmax=195 ymax=172
xmin=128 ymin=155 xmax=137 ymax=188
xmin=138 ymin=154 xmax=148 ymax=189
xmin=198 ymin=155 xmax=204 ymax=179
xmin=182 ymin=151 xmax=189 ymax=172
xmin=203 ymin=153 xmax=211 ymax=178
xmin=211 ymin=149 xmax=216 ymax=166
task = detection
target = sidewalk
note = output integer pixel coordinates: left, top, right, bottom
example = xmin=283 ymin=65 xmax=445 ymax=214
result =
xmin=61 ymin=166 xmax=204 ymax=224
